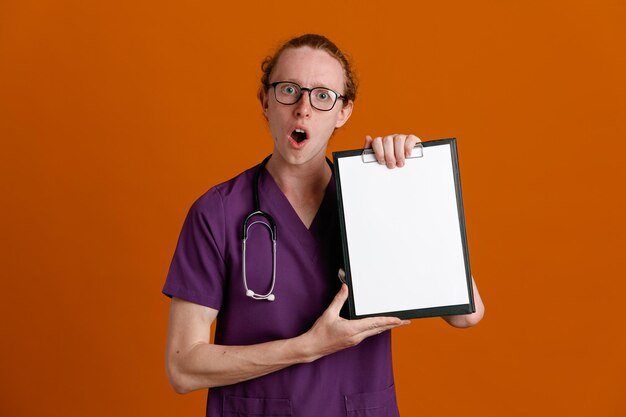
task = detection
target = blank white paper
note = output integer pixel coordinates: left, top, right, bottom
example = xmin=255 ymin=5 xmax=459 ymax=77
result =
xmin=337 ymin=143 xmax=470 ymax=316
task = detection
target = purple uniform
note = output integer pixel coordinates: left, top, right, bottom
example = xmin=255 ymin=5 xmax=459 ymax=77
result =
xmin=163 ymin=164 xmax=399 ymax=417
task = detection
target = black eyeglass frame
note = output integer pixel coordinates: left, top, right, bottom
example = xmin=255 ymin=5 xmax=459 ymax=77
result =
xmin=266 ymin=81 xmax=347 ymax=112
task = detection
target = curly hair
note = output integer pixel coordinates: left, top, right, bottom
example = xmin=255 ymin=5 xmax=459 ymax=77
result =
xmin=258 ymin=34 xmax=358 ymax=106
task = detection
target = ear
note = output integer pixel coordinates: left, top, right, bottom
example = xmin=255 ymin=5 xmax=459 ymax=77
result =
xmin=334 ymin=100 xmax=353 ymax=129
xmin=258 ymin=89 xmax=269 ymax=119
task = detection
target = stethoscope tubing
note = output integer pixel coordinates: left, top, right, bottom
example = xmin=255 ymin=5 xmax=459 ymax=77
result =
xmin=241 ymin=155 xmax=278 ymax=301
xmin=242 ymin=213 xmax=277 ymax=301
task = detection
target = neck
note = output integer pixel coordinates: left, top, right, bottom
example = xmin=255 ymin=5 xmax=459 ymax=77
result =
xmin=265 ymin=153 xmax=331 ymax=196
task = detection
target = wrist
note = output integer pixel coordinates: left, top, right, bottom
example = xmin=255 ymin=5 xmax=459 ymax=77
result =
xmin=292 ymin=332 xmax=320 ymax=364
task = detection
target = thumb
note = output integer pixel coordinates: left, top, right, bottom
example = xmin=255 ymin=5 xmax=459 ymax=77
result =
xmin=327 ymin=284 xmax=349 ymax=316
xmin=363 ymin=135 xmax=373 ymax=149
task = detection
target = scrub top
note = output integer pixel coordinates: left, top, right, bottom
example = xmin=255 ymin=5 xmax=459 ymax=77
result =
xmin=163 ymin=163 xmax=399 ymax=417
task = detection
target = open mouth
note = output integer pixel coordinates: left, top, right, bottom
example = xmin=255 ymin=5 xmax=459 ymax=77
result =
xmin=290 ymin=128 xmax=308 ymax=143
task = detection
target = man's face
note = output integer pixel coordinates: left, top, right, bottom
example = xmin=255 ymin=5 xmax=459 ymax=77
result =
xmin=262 ymin=46 xmax=353 ymax=167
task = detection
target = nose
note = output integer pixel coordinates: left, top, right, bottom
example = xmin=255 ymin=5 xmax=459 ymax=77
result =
xmin=293 ymin=90 xmax=312 ymax=119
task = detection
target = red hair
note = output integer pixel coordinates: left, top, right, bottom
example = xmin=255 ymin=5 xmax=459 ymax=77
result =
xmin=258 ymin=34 xmax=358 ymax=106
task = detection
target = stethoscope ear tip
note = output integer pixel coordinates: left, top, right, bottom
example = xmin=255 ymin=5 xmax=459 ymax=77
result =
xmin=267 ymin=294 xmax=275 ymax=301
xmin=246 ymin=289 xmax=255 ymax=297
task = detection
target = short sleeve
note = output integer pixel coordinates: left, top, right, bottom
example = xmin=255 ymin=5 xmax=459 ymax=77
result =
xmin=162 ymin=188 xmax=227 ymax=310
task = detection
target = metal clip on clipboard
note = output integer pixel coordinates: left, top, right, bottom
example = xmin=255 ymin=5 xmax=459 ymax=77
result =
xmin=361 ymin=143 xmax=424 ymax=163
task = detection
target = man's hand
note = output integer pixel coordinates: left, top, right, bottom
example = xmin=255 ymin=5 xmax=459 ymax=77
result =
xmin=302 ymin=284 xmax=410 ymax=361
xmin=364 ymin=134 xmax=422 ymax=168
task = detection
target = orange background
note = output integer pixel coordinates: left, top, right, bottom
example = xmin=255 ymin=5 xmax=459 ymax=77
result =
xmin=1 ymin=0 xmax=625 ymax=416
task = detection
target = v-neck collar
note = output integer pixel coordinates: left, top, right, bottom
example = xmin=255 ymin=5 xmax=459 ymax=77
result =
xmin=258 ymin=168 xmax=336 ymax=263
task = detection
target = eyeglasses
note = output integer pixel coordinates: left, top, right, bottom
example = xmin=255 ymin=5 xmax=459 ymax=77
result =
xmin=267 ymin=81 xmax=346 ymax=111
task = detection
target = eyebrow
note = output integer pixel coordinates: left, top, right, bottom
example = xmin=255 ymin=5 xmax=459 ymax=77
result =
xmin=274 ymin=78 xmax=343 ymax=92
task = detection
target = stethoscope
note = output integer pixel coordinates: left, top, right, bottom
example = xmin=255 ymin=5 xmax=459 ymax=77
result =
xmin=241 ymin=155 xmax=333 ymax=301
xmin=242 ymin=155 xmax=278 ymax=301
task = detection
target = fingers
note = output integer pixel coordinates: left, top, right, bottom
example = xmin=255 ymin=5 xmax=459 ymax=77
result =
xmin=404 ymin=134 xmax=421 ymax=159
xmin=353 ymin=316 xmax=405 ymax=333
xmin=368 ymin=134 xmax=397 ymax=167
xmin=382 ymin=135 xmax=396 ymax=168
xmin=350 ymin=317 xmax=411 ymax=341
xmin=337 ymin=268 xmax=346 ymax=284
xmin=394 ymin=135 xmax=407 ymax=168
xmin=370 ymin=136 xmax=385 ymax=165
xmin=326 ymin=284 xmax=349 ymax=316
xmin=363 ymin=135 xmax=373 ymax=149
xmin=365 ymin=134 xmax=421 ymax=169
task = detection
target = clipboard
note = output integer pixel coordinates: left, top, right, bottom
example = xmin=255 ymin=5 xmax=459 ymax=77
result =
xmin=333 ymin=138 xmax=475 ymax=320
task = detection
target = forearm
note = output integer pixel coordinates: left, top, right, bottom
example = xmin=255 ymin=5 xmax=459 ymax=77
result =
xmin=167 ymin=333 xmax=315 ymax=393
xmin=165 ymin=287 xmax=407 ymax=394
